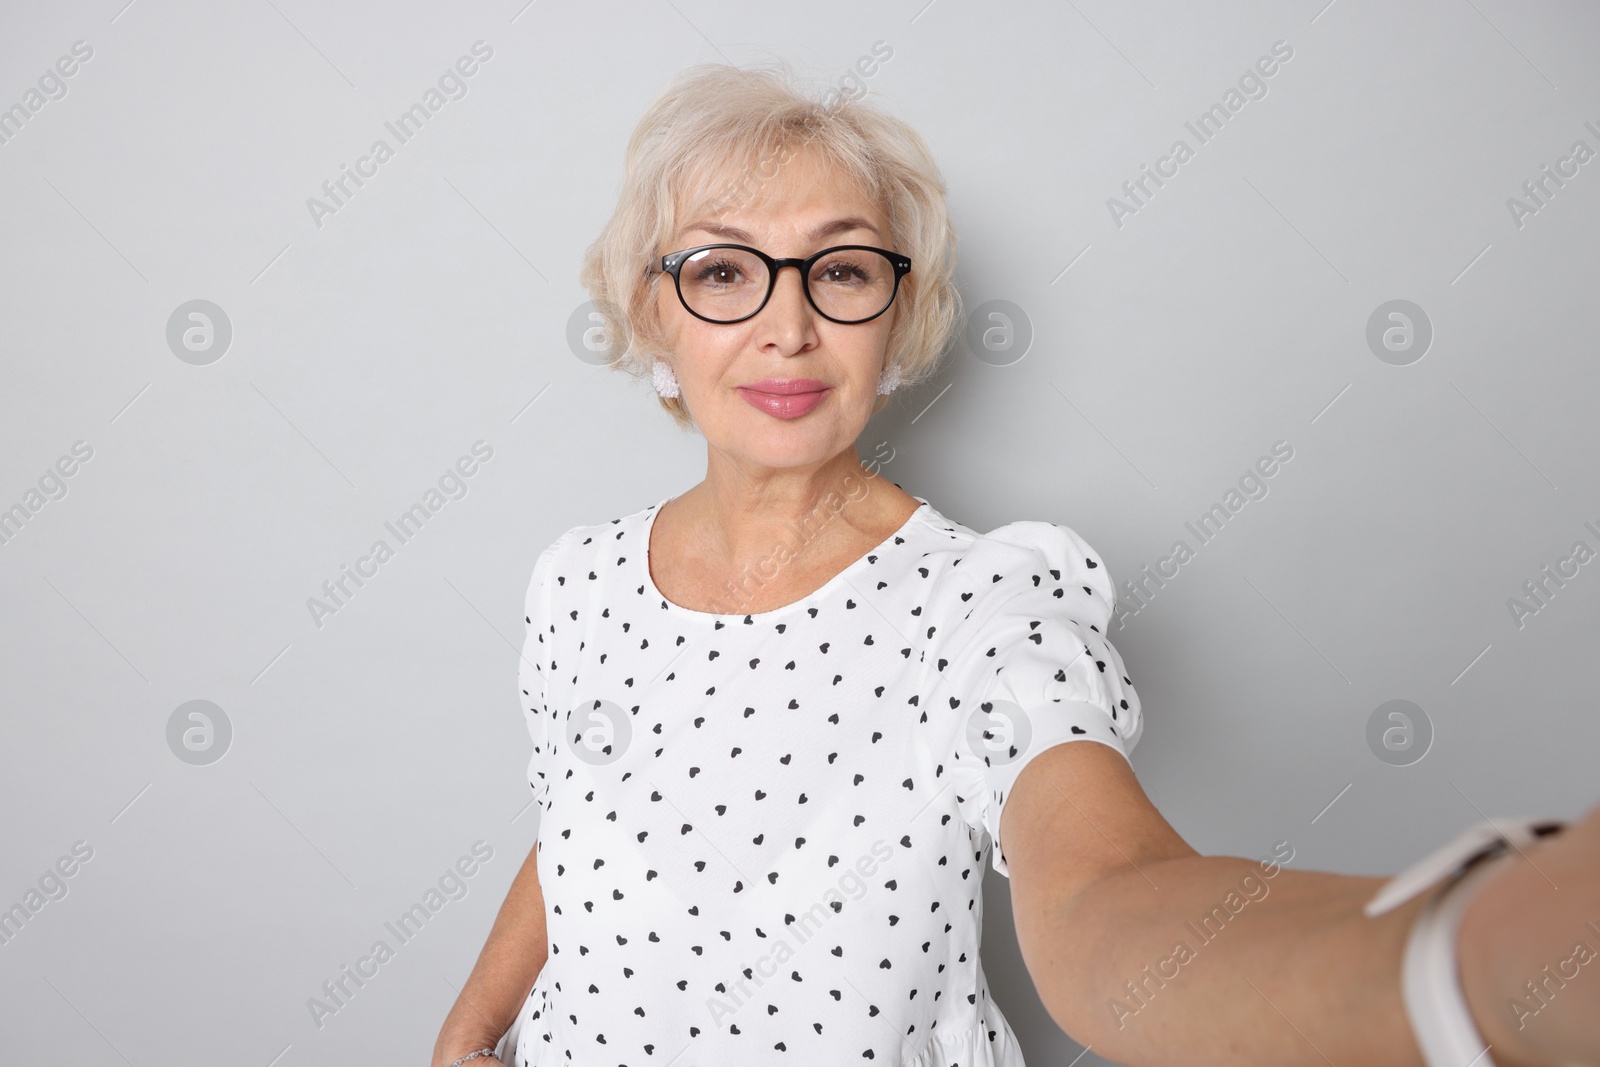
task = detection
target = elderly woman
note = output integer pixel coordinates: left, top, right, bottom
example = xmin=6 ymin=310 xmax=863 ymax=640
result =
xmin=432 ymin=63 xmax=1600 ymax=1067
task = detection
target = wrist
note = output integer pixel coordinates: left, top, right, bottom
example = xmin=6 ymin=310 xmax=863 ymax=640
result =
xmin=434 ymin=1032 xmax=504 ymax=1067
xmin=1366 ymin=817 xmax=1571 ymax=1067
xmin=1456 ymin=821 xmax=1600 ymax=1067
xmin=1453 ymin=850 xmax=1540 ymax=1067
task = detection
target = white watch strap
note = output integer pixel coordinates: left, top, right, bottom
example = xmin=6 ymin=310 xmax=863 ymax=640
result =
xmin=1364 ymin=817 xmax=1551 ymax=919
xmin=1399 ymin=850 xmax=1513 ymax=1067
xmin=1364 ymin=817 xmax=1567 ymax=1067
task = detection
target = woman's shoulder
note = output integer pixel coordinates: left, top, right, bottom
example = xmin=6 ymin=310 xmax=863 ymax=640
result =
xmin=910 ymin=502 xmax=1122 ymax=644
xmin=911 ymin=506 xmax=1127 ymax=711
xmin=915 ymin=503 xmax=1114 ymax=595
xmin=525 ymin=499 xmax=660 ymax=597
xmin=538 ymin=499 xmax=660 ymax=563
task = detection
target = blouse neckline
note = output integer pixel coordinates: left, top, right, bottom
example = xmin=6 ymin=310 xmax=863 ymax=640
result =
xmin=638 ymin=493 xmax=934 ymax=623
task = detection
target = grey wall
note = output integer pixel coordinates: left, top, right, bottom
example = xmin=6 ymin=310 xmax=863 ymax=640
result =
xmin=2 ymin=1 xmax=1597 ymax=1064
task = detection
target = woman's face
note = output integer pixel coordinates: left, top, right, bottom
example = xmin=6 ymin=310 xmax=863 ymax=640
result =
xmin=655 ymin=146 xmax=898 ymax=474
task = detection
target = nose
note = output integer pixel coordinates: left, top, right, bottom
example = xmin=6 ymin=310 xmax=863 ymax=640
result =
xmin=769 ymin=262 xmax=810 ymax=311
xmin=756 ymin=262 xmax=817 ymax=347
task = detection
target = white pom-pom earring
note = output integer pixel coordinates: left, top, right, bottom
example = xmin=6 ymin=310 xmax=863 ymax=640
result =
xmin=652 ymin=359 xmax=680 ymax=398
xmin=876 ymin=361 xmax=903 ymax=395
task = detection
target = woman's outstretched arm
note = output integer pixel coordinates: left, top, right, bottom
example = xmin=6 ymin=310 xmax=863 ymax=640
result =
xmin=432 ymin=836 xmax=549 ymax=1067
xmin=1001 ymin=739 xmax=1600 ymax=1067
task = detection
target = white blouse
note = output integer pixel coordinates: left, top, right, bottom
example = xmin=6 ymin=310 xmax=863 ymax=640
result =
xmin=511 ymin=492 xmax=1142 ymax=1066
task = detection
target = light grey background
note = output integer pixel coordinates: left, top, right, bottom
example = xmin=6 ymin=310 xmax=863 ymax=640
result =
xmin=2 ymin=0 xmax=1597 ymax=1064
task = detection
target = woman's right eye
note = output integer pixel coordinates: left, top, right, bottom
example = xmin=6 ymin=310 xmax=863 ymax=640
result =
xmin=696 ymin=261 xmax=741 ymax=284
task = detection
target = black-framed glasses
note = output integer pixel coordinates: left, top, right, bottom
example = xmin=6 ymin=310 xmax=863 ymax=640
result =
xmin=655 ymin=244 xmax=912 ymax=325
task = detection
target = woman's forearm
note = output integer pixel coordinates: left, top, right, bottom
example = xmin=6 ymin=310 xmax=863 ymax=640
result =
xmin=432 ymin=839 xmax=550 ymax=1066
xmin=1032 ymin=856 xmax=1432 ymax=1067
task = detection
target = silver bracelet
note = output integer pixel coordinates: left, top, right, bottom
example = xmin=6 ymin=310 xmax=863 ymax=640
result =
xmin=1364 ymin=816 xmax=1567 ymax=1067
xmin=446 ymin=1047 xmax=498 ymax=1067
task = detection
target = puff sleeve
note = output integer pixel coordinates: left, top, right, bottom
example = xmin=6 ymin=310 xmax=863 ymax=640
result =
xmin=519 ymin=533 xmax=567 ymax=810
xmin=940 ymin=521 xmax=1143 ymax=877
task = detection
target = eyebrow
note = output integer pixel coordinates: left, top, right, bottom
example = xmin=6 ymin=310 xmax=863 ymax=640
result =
xmin=677 ymin=216 xmax=883 ymax=245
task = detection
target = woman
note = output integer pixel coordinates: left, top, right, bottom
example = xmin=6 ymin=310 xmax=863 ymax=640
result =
xmin=433 ymin=62 xmax=1600 ymax=1067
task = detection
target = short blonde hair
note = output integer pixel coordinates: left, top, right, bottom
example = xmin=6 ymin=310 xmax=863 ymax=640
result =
xmin=579 ymin=59 xmax=962 ymax=430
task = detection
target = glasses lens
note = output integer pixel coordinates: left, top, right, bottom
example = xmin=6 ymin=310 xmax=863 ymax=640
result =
xmin=807 ymin=248 xmax=898 ymax=322
xmin=677 ymin=247 xmax=769 ymax=322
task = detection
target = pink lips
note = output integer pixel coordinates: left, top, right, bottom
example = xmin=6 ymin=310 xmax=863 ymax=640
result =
xmin=737 ymin=378 xmax=830 ymax=419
